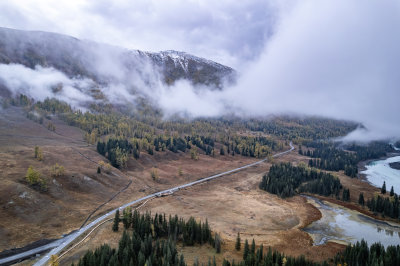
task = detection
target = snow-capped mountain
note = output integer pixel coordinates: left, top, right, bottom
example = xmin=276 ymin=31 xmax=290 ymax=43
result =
xmin=0 ymin=27 xmax=235 ymax=91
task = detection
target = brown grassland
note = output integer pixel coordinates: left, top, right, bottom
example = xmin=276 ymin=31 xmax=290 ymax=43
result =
xmin=0 ymin=106 xmax=388 ymax=265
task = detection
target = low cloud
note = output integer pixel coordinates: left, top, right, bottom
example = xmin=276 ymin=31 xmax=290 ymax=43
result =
xmin=225 ymin=0 xmax=400 ymax=141
xmin=0 ymin=64 xmax=94 ymax=108
xmin=0 ymin=0 xmax=399 ymax=142
xmin=0 ymin=0 xmax=276 ymax=69
xmin=154 ymin=0 xmax=400 ymax=142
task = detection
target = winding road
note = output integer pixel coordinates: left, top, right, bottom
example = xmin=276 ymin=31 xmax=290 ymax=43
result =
xmin=0 ymin=142 xmax=294 ymax=266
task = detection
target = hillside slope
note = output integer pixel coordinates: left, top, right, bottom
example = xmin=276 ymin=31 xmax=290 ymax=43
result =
xmin=0 ymin=27 xmax=235 ymax=93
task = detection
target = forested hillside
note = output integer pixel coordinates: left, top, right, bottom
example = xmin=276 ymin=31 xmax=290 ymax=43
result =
xmin=299 ymin=141 xmax=393 ymax=177
xmin=5 ymin=95 xmax=359 ymax=169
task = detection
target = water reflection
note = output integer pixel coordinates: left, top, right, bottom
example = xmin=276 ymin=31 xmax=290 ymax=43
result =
xmin=303 ymin=196 xmax=400 ymax=247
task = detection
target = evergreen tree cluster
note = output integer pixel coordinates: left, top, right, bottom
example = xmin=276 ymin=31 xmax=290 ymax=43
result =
xmin=302 ymin=145 xmax=358 ymax=177
xmin=259 ymin=163 xmax=342 ymax=198
xmin=334 ymin=240 xmax=400 ymax=266
xmin=242 ymin=116 xmax=357 ymax=141
xmin=76 ymin=231 xmax=186 ymax=266
xmin=155 ymin=136 xmax=188 ymax=153
xmin=224 ymin=239 xmax=325 ymax=266
xmin=10 ymin=94 xmax=34 ymax=107
xmin=298 ymin=175 xmax=341 ymax=197
xmin=346 ymin=142 xmax=393 ymax=161
xmin=77 ymin=212 xmax=217 ymax=266
xmin=366 ymin=193 xmax=400 ymax=220
xmin=114 ymin=210 xmax=213 ymax=246
xmin=221 ymin=136 xmax=275 ymax=158
xmin=301 ymin=141 xmax=392 ymax=178
xmin=35 ymin=97 xmax=73 ymax=114
xmin=97 ymin=138 xmax=132 ymax=168
xmin=21 ymin=97 xmax=362 ymax=166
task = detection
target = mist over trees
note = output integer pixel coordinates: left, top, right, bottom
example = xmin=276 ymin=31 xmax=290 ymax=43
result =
xmin=13 ymin=96 xmax=360 ymax=171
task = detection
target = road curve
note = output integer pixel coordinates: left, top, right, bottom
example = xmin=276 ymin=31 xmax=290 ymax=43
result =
xmin=0 ymin=142 xmax=294 ymax=266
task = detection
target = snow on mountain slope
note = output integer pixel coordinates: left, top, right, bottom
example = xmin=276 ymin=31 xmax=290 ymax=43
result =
xmin=0 ymin=27 xmax=235 ymax=91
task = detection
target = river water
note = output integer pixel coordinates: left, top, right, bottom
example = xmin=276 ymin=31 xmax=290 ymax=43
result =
xmin=304 ymin=148 xmax=400 ymax=247
xmin=361 ymin=155 xmax=400 ymax=193
xmin=303 ymin=196 xmax=400 ymax=247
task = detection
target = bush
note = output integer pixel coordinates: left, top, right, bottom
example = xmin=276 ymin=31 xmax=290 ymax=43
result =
xmin=25 ymin=166 xmax=47 ymax=191
xmin=51 ymin=163 xmax=65 ymax=177
xmin=150 ymin=168 xmax=159 ymax=181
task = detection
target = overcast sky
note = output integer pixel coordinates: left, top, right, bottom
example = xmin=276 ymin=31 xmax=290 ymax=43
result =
xmin=0 ymin=0 xmax=399 ymax=141
xmin=0 ymin=0 xmax=280 ymax=68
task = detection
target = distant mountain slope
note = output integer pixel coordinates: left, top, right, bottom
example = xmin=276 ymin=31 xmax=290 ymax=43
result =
xmin=0 ymin=27 xmax=235 ymax=89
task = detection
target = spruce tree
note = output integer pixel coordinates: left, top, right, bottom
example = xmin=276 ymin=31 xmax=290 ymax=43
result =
xmin=390 ymin=186 xmax=394 ymax=197
xmin=358 ymin=193 xmax=365 ymax=206
xmin=251 ymin=239 xmax=256 ymax=255
xmin=235 ymin=232 xmax=241 ymax=251
xmin=243 ymin=239 xmax=249 ymax=260
xmin=113 ymin=209 xmax=120 ymax=232
xmin=342 ymin=188 xmax=350 ymax=202
xmin=381 ymin=181 xmax=386 ymax=194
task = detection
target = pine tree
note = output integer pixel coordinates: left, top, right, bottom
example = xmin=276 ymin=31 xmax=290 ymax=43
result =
xmin=251 ymin=239 xmax=256 ymax=255
xmin=235 ymin=232 xmax=241 ymax=251
xmin=342 ymin=188 xmax=350 ymax=202
xmin=390 ymin=186 xmax=394 ymax=197
xmin=358 ymin=193 xmax=365 ymax=206
xmin=243 ymin=239 xmax=249 ymax=260
xmin=381 ymin=181 xmax=386 ymax=194
xmin=113 ymin=209 xmax=120 ymax=232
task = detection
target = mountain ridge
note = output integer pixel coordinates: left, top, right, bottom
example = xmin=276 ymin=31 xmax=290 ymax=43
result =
xmin=0 ymin=27 xmax=235 ymax=92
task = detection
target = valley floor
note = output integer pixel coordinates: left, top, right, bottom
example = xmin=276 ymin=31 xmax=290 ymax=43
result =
xmin=1 ymin=106 xmax=390 ymax=265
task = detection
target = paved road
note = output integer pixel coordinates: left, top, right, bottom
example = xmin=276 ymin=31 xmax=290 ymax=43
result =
xmin=0 ymin=142 xmax=294 ymax=265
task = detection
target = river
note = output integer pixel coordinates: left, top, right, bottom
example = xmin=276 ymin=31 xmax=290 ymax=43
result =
xmin=361 ymin=155 xmax=400 ymax=193
xmin=303 ymin=196 xmax=400 ymax=248
xmin=304 ymin=146 xmax=400 ymax=247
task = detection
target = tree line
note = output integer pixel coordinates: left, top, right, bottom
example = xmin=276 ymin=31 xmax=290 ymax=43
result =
xmin=75 ymin=210 xmax=400 ymax=266
xmin=300 ymin=141 xmax=393 ymax=177
xmin=113 ymin=210 xmax=213 ymax=247
xmin=366 ymin=193 xmax=400 ymax=220
xmin=9 ymin=94 xmax=358 ymax=145
xmin=334 ymin=240 xmax=400 ymax=266
xmin=224 ymin=238 xmax=325 ymax=266
xmin=15 ymin=96 xmax=359 ymax=165
xmin=76 ymin=211 xmax=216 ymax=266
xmin=75 ymin=232 xmax=185 ymax=266
xmin=259 ymin=163 xmax=342 ymax=198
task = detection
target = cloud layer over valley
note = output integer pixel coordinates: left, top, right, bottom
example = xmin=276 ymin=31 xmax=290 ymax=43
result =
xmin=0 ymin=0 xmax=399 ymax=142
